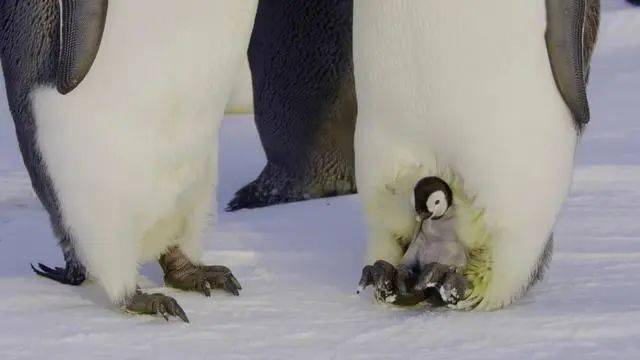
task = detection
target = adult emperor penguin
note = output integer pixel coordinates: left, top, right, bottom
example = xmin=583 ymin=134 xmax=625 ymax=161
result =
xmin=0 ymin=0 xmax=256 ymax=321
xmin=227 ymin=0 xmax=357 ymax=210
xmin=353 ymin=0 xmax=600 ymax=310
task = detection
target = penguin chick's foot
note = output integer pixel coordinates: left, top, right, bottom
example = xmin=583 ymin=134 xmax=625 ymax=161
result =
xmin=414 ymin=263 xmax=469 ymax=305
xmin=125 ymin=290 xmax=189 ymax=323
xmin=358 ymin=260 xmax=428 ymax=306
xmin=31 ymin=261 xmax=86 ymax=286
xmin=160 ymin=246 xmax=242 ymax=297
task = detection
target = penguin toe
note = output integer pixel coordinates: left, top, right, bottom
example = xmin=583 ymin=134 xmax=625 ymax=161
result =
xmin=31 ymin=262 xmax=86 ymax=286
xmin=415 ymin=263 xmax=469 ymax=305
xmin=439 ymin=273 xmax=468 ymax=305
xmin=396 ymin=265 xmax=415 ymax=296
xmin=125 ymin=291 xmax=189 ymax=323
xmin=200 ymin=265 xmax=242 ymax=296
xmin=414 ymin=263 xmax=450 ymax=291
xmin=359 ymin=260 xmax=399 ymax=303
xmin=164 ymin=263 xmax=242 ymax=297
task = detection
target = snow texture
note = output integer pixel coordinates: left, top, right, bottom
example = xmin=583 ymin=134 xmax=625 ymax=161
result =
xmin=0 ymin=2 xmax=638 ymax=359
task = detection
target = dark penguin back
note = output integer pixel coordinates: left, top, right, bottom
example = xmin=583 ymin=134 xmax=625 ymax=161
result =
xmin=249 ymin=0 xmax=356 ymax=169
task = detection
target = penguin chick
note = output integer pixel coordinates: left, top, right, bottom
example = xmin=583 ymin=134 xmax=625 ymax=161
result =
xmin=397 ymin=177 xmax=469 ymax=304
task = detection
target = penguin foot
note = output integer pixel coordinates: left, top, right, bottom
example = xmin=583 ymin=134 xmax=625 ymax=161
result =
xmin=358 ymin=260 xmax=428 ymax=306
xmin=160 ymin=247 xmax=241 ymax=297
xmin=226 ymin=162 xmax=355 ymax=211
xmin=414 ymin=263 xmax=469 ymax=305
xmin=358 ymin=260 xmax=398 ymax=303
xmin=165 ymin=265 xmax=242 ymax=297
xmin=31 ymin=261 xmax=86 ymax=286
xmin=125 ymin=290 xmax=189 ymax=323
xmin=226 ymin=163 xmax=298 ymax=211
xmin=396 ymin=264 xmax=416 ymax=296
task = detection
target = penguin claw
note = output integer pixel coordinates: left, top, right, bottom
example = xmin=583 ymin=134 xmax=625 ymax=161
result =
xmin=31 ymin=262 xmax=86 ymax=286
xmin=200 ymin=265 xmax=242 ymax=296
xmin=358 ymin=260 xmax=435 ymax=306
xmin=160 ymin=247 xmax=242 ymax=298
xmin=164 ymin=264 xmax=242 ymax=297
xmin=357 ymin=260 xmax=399 ymax=303
xmin=414 ymin=263 xmax=468 ymax=305
xmin=125 ymin=291 xmax=189 ymax=323
xmin=226 ymin=177 xmax=286 ymax=212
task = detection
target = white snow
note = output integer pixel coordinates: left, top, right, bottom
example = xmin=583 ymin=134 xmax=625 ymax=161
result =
xmin=0 ymin=2 xmax=639 ymax=359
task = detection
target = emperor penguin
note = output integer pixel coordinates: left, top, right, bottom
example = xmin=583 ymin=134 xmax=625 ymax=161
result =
xmin=227 ymin=0 xmax=357 ymax=210
xmin=0 ymin=0 xmax=257 ymax=321
xmin=353 ymin=0 xmax=600 ymax=310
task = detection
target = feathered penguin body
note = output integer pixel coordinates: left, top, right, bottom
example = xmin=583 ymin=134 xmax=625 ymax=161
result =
xmin=353 ymin=0 xmax=599 ymax=309
xmin=27 ymin=0 xmax=258 ymax=302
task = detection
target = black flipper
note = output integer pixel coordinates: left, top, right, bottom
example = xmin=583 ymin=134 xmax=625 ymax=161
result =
xmin=545 ymin=0 xmax=600 ymax=131
xmin=57 ymin=0 xmax=108 ymax=94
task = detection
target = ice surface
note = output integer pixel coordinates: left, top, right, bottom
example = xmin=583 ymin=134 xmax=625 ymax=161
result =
xmin=0 ymin=2 xmax=639 ymax=359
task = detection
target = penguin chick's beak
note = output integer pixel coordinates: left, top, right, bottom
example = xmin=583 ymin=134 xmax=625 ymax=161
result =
xmin=416 ymin=212 xmax=432 ymax=222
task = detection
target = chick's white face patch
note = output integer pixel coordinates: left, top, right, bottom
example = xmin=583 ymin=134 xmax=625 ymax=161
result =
xmin=426 ymin=190 xmax=447 ymax=218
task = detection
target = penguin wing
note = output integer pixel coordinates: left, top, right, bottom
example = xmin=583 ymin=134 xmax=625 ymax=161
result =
xmin=545 ymin=0 xmax=600 ymax=130
xmin=0 ymin=0 xmax=107 ymax=96
xmin=57 ymin=0 xmax=108 ymax=94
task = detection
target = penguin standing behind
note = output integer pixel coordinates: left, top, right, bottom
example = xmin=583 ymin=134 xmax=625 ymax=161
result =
xmin=227 ymin=0 xmax=357 ymax=211
xmin=353 ymin=0 xmax=600 ymax=310
xmin=0 ymin=0 xmax=257 ymax=321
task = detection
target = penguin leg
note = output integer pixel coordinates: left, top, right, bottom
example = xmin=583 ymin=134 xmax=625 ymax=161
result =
xmin=31 ymin=231 xmax=86 ymax=286
xmin=125 ymin=289 xmax=189 ymax=323
xmin=159 ymin=246 xmax=241 ymax=297
xmin=226 ymin=0 xmax=357 ymax=211
xmin=414 ymin=263 xmax=469 ymax=306
xmin=162 ymin=164 xmax=241 ymax=297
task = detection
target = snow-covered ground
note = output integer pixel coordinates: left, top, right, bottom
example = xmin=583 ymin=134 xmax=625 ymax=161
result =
xmin=1 ymin=2 xmax=639 ymax=359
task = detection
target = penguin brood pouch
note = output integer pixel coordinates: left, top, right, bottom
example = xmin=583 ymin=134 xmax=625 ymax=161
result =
xmin=359 ymin=177 xmax=469 ymax=306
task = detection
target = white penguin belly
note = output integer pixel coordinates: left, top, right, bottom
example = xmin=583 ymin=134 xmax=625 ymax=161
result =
xmin=354 ymin=1 xmax=577 ymax=309
xmin=31 ymin=0 xmax=258 ymax=301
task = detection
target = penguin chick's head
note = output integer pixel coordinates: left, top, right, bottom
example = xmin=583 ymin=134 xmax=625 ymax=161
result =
xmin=411 ymin=176 xmax=453 ymax=221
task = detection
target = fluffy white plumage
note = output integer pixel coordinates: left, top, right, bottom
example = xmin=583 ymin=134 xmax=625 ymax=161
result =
xmin=31 ymin=0 xmax=258 ymax=303
xmin=353 ymin=1 xmax=578 ymax=309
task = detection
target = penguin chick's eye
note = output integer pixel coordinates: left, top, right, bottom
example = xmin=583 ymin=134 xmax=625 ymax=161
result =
xmin=426 ymin=190 xmax=447 ymax=217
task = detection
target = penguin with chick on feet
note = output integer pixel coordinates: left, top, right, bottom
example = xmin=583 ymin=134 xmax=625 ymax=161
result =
xmin=353 ymin=0 xmax=600 ymax=309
